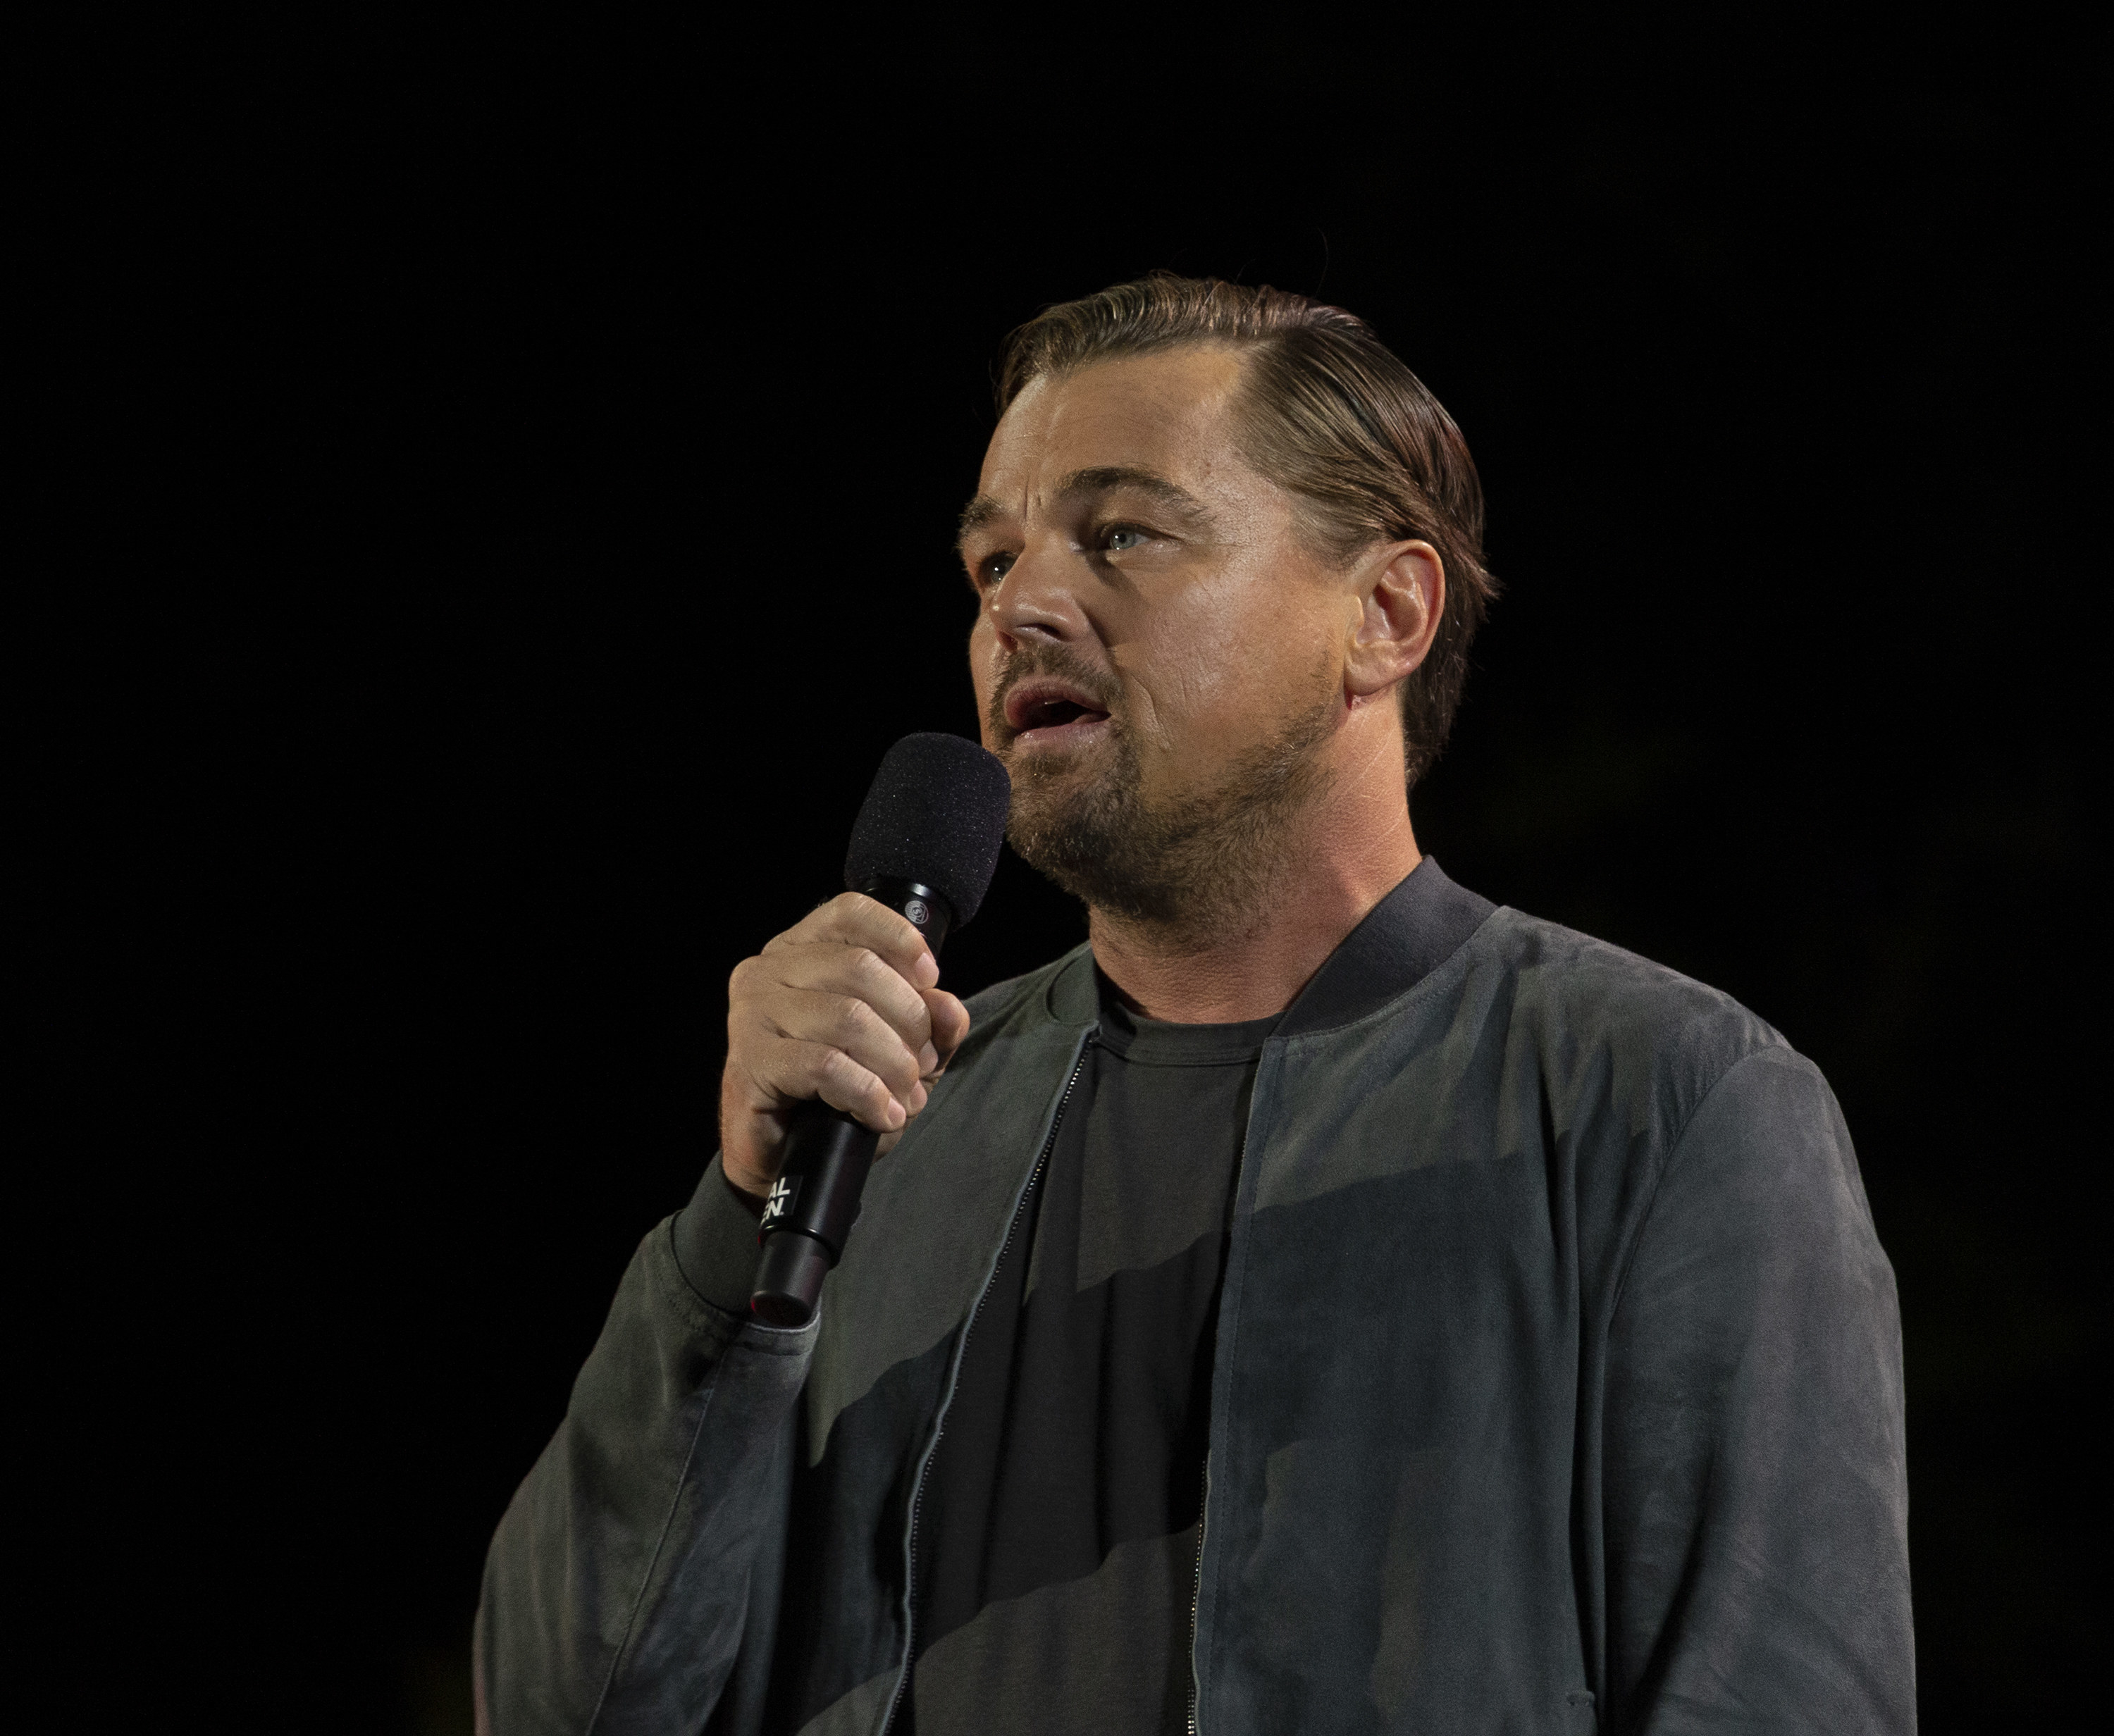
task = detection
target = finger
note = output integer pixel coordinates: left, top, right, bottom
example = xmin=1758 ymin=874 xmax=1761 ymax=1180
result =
xmin=747 ymin=1035 xmax=910 ymax=1133
xmin=759 ymin=943 xmax=935 ymax=1058
xmin=921 ymin=988 xmax=970 ymax=1070
xmin=767 ymin=892 xmax=939 ymax=991
xmin=765 ymin=988 xmax=927 ymax=1107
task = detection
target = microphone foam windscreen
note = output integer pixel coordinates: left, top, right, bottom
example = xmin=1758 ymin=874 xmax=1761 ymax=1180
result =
xmin=843 ymin=733 xmax=1013 ymax=925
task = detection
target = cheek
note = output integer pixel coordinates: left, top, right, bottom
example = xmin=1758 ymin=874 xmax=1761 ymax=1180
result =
xmin=1147 ymin=576 xmax=1324 ymax=728
xmin=967 ymin=616 xmax=999 ymax=718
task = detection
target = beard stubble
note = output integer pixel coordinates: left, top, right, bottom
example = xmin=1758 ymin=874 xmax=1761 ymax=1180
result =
xmin=993 ymin=647 xmax=1340 ymax=941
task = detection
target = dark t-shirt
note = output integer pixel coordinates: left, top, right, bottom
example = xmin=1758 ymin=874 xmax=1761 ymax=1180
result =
xmin=906 ymin=974 xmax=1280 ymax=1734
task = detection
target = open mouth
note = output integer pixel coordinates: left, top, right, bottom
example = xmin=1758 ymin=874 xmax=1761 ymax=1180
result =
xmin=1003 ymin=677 xmax=1113 ymax=748
xmin=1019 ymin=695 xmax=1104 ymax=731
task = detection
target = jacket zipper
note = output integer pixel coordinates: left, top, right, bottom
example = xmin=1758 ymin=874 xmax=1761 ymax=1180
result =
xmin=1187 ymin=1453 xmax=1210 ymax=1735
xmin=879 ymin=1034 xmax=1096 ymax=1736
xmin=1190 ymin=1041 xmax=1271 ymax=1735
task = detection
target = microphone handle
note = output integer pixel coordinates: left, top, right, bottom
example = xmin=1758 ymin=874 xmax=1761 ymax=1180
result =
xmin=749 ymin=877 xmax=953 ymax=1327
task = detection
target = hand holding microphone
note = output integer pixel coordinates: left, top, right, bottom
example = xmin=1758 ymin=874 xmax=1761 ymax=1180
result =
xmin=719 ymin=895 xmax=960 ymax=1196
xmin=719 ymin=734 xmax=1011 ymax=1325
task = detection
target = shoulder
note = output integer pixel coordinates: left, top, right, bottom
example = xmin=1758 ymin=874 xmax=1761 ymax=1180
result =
xmin=1478 ymin=907 xmax=1777 ymax=1052
xmin=1452 ymin=911 xmax=1872 ymax=1281
xmin=1463 ymin=907 xmax=1809 ymax=1148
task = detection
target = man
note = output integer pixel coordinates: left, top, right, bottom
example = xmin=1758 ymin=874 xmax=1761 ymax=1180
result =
xmin=477 ymin=275 xmax=1914 ymax=1734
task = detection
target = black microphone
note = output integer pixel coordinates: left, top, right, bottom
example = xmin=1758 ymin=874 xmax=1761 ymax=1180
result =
xmin=749 ymin=733 xmax=1011 ymax=1327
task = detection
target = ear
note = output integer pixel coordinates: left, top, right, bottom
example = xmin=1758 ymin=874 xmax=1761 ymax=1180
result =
xmin=1344 ymin=541 xmax=1445 ymax=705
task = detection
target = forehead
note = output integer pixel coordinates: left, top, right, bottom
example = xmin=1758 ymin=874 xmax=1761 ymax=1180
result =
xmin=978 ymin=345 xmax=1255 ymax=502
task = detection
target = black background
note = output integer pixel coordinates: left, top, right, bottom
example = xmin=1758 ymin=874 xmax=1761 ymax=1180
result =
xmin=95 ymin=14 xmax=2101 ymax=1732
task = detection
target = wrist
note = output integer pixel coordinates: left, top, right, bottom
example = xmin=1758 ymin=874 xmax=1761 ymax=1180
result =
xmin=720 ymin=1160 xmax=767 ymax=1217
xmin=720 ymin=1142 xmax=776 ymax=1205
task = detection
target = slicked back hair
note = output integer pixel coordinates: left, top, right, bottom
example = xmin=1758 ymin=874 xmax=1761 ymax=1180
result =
xmin=997 ymin=273 xmax=1497 ymax=788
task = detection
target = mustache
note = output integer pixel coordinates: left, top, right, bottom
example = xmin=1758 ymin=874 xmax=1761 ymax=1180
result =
xmin=986 ymin=646 xmax=1122 ymax=746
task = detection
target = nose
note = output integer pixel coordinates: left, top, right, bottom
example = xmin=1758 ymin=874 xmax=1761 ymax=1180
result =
xmin=987 ymin=538 xmax=1084 ymax=649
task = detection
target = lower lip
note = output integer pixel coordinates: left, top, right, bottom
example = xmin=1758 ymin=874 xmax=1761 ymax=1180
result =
xmin=1015 ymin=712 xmax=1111 ymax=750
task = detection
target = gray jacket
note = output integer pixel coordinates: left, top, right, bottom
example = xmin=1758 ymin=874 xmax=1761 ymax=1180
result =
xmin=477 ymin=863 xmax=1914 ymax=1734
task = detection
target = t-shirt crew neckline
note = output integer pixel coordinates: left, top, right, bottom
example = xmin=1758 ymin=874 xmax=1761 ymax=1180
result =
xmin=1091 ymin=963 xmax=1285 ymax=1065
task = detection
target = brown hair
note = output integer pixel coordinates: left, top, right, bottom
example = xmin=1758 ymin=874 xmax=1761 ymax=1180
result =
xmin=997 ymin=273 xmax=1498 ymax=788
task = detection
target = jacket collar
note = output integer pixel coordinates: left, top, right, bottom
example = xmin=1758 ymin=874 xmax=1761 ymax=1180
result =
xmin=1044 ymin=857 xmax=1495 ymax=1036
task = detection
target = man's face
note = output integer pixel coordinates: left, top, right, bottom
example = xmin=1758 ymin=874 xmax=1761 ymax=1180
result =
xmin=960 ymin=345 xmax=1354 ymax=923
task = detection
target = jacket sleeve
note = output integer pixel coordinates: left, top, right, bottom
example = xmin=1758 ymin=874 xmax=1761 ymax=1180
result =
xmin=475 ymin=1158 xmax=817 ymax=1735
xmin=1600 ymin=1048 xmax=1915 ymax=1734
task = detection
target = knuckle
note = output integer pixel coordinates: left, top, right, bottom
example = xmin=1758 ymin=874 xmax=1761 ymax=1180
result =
xmin=860 ymin=957 xmax=915 ymax=1019
xmin=822 ymin=1050 xmax=886 ymax=1112
xmin=817 ymin=1046 xmax=864 ymax=1094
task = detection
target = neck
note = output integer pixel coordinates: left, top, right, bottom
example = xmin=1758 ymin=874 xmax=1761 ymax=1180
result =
xmin=1089 ymin=781 xmax=1421 ymax=1024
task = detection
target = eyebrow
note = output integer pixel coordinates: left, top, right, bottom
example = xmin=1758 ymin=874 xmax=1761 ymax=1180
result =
xmin=955 ymin=466 xmax=1211 ymax=551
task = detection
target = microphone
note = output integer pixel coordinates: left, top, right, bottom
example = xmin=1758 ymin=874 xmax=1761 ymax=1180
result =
xmin=749 ymin=733 xmax=1012 ymax=1327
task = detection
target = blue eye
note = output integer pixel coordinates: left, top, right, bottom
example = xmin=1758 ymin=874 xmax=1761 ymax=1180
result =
xmin=1104 ymin=526 xmax=1147 ymax=552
